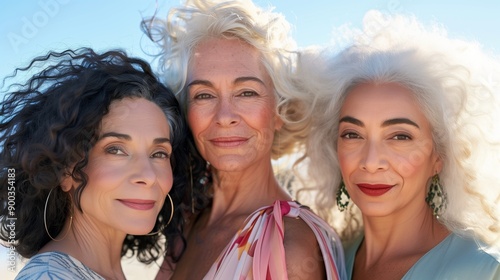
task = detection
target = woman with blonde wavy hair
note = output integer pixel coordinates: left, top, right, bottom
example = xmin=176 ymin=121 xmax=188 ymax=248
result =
xmin=143 ymin=0 xmax=345 ymax=279
xmin=296 ymin=11 xmax=500 ymax=280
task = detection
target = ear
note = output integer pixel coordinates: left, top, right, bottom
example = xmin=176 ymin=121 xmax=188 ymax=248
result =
xmin=60 ymin=172 xmax=75 ymax=192
xmin=433 ymin=155 xmax=443 ymax=174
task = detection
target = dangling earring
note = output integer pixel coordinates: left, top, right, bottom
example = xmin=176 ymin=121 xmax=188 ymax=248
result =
xmin=200 ymin=162 xmax=211 ymax=187
xmin=44 ymin=188 xmax=73 ymax=241
xmin=336 ymin=181 xmax=350 ymax=212
xmin=147 ymin=193 xmax=174 ymax=236
xmin=425 ymin=174 xmax=447 ymax=218
xmin=189 ymin=154 xmax=195 ymax=214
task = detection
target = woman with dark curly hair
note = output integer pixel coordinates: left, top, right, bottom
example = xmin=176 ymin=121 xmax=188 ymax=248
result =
xmin=0 ymin=48 xmax=190 ymax=279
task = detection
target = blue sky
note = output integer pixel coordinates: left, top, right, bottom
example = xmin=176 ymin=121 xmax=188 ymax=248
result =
xmin=1 ymin=0 xmax=500 ymax=84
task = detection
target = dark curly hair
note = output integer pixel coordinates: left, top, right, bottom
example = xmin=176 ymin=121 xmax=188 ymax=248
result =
xmin=0 ymin=48 xmax=190 ymax=264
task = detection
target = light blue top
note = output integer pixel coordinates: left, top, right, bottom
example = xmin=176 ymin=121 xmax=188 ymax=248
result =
xmin=15 ymin=251 xmax=104 ymax=280
xmin=345 ymin=233 xmax=500 ymax=279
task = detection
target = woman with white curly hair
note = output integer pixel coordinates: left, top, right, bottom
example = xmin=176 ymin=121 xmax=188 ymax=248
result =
xmin=296 ymin=11 xmax=500 ymax=279
xmin=142 ymin=0 xmax=345 ymax=279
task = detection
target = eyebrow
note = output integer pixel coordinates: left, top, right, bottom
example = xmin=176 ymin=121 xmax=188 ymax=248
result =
xmin=382 ymin=118 xmax=419 ymax=128
xmin=234 ymin=76 xmax=266 ymax=86
xmin=100 ymin=132 xmax=171 ymax=144
xmin=187 ymin=79 xmax=212 ymax=88
xmin=100 ymin=132 xmax=131 ymax=141
xmin=339 ymin=116 xmax=420 ymax=128
xmin=339 ymin=116 xmax=363 ymax=127
xmin=187 ymin=76 xmax=265 ymax=88
xmin=153 ymin=138 xmax=171 ymax=145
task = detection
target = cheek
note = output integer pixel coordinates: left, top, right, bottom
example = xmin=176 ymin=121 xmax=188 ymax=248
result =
xmin=80 ymin=155 xmax=131 ymax=202
xmin=187 ymin=109 xmax=200 ymax=133
xmin=187 ymin=116 xmax=206 ymax=154
xmin=250 ymin=109 xmax=280 ymax=153
xmin=79 ymin=164 xmax=113 ymax=203
xmin=187 ymin=105 xmax=211 ymax=137
xmin=84 ymin=160 xmax=121 ymax=186
xmin=390 ymin=148 xmax=434 ymax=178
xmin=402 ymin=137 xmax=435 ymax=174
xmin=338 ymin=153 xmax=356 ymax=180
xmin=337 ymin=149 xmax=355 ymax=177
xmin=245 ymin=105 xmax=277 ymax=131
xmin=78 ymin=178 xmax=107 ymax=215
xmin=157 ymin=164 xmax=174 ymax=194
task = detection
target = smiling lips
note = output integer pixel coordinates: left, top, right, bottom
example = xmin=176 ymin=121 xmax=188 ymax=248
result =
xmin=210 ymin=137 xmax=249 ymax=147
xmin=357 ymin=184 xmax=394 ymax=196
xmin=118 ymin=199 xmax=155 ymax=210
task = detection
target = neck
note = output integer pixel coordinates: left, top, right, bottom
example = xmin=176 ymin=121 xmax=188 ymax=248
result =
xmin=41 ymin=215 xmax=127 ymax=280
xmin=207 ymin=160 xmax=291 ymax=224
xmin=359 ymin=204 xmax=450 ymax=267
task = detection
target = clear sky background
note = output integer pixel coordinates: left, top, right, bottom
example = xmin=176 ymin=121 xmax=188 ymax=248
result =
xmin=1 ymin=0 xmax=500 ymax=83
xmin=1 ymin=0 xmax=500 ymax=278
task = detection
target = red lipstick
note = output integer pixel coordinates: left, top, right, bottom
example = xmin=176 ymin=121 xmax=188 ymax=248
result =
xmin=357 ymin=184 xmax=393 ymax=196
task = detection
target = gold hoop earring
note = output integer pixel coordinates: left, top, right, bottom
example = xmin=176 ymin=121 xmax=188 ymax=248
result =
xmin=147 ymin=193 xmax=174 ymax=236
xmin=44 ymin=188 xmax=72 ymax=241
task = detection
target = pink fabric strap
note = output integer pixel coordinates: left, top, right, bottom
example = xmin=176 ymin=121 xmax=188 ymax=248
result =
xmin=204 ymin=200 xmax=345 ymax=280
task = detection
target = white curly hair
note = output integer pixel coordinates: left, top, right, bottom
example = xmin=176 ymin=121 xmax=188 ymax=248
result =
xmin=142 ymin=0 xmax=311 ymax=159
xmin=295 ymin=10 xmax=500 ymax=246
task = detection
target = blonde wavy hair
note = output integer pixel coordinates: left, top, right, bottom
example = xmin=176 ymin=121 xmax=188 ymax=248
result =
xmin=142 ymin=0 xmax=310 ymax=159
xmin=295 ymin=11 xmax=500 ymax=246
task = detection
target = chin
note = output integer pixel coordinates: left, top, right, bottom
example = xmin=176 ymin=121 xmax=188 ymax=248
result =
xmin=122 ymin=221 xmax=157 ymax=235
xmin=210 ymin=155 xmax=251 ymax=171
xmin=359 ymin=205 xmax=394 ymax=217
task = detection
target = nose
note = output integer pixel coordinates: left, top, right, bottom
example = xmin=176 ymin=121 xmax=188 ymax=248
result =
xmin=215 ymin=96 xmax=240 ymax=126
xmin=360 ymin=140 xmax=389 ymax=173
xmin=131 ymin=155 xmax=157 ymax=187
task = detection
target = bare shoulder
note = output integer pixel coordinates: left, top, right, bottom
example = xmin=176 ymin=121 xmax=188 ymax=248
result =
xmin=284 ymin=216 xmax=326 ymax=279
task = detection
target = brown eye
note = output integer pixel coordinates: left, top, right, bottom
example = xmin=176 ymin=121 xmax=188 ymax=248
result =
xmin=106 ymin=146 xmax=126 ymax=155
xmin=341 ymin=132 xmax=361 ymax=139
xmin=391 ymin=134 xmax=412 ymax=140
xmin=194 ymin=93 xmax=213 ymax=99
xmin=239 ymin=91 xmax=258 ymax=97
xmin=151 ymin=151 xmax=170 ymax=159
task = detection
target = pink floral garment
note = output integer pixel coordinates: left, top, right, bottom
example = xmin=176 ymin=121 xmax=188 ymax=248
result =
xmin=204 ymin=200 xmax=346 ymax=280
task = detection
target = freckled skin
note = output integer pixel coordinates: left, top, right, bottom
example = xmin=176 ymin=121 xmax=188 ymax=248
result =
xmin=162 ymin=38 xmax=324 ymax=280
xmin=187 ymin=37 xmax=283 ymax=172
